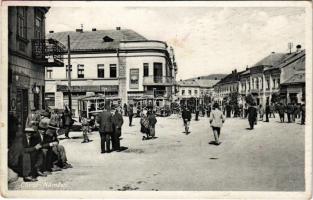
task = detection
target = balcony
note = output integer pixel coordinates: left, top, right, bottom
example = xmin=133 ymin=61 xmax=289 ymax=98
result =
xmin=32 ymin=39 xmax=66 ymax=67
xmin=143 ymin=76 xmax=173 ymax=86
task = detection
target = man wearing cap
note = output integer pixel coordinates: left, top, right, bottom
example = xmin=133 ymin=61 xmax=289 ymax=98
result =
xmin=26 ymin=107 xmax=41 ymax=132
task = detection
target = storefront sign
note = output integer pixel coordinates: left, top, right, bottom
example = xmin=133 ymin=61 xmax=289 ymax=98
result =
xmin=55 ymin=92 xmax=64 ymax=109
xmin=129 ymin=69 xmax=139 ymax=89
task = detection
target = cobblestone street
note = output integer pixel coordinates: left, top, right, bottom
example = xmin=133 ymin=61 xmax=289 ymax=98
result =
xmin=9 ymin=115 xmax=305 ymax=191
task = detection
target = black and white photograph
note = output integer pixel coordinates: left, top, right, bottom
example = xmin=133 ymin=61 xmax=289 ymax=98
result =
xmin=0 ymin=1 xmax=312 ymax=199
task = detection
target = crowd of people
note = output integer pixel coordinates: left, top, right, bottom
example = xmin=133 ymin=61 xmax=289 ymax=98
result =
xmin=8 ymin=107 xmax=73 ymax=182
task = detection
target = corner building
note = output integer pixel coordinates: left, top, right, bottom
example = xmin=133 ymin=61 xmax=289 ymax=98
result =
xmin=45 ymin=28 xmax=177 ymax=116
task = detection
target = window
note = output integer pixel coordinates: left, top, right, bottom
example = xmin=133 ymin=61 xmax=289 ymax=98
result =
xmin=143 ymin=63 xmax=149 ymax=77
xmin=97 ymin=64 xmax=104 ymax=78
xmin=65 ymin=65 xmax=72 ymax=78
xmin=77 ymin=64 xmax=84 ymax=78
xmin=129 ymin=69 xmax=139 ymax=89
xmin=194 ymin=90 xmax=198 ymax=95
xmin=34 ymin=10 xmax=43 ymax=39
xmin=277 ymin=78 xmax=280 ymax=86
xmin=188 ymin=90 xmax=192 ymax=95
xmin=182 ymin=90 xmax=185 ymax=95
xmin=273 ymin=79 xmax=276 ymax=89
xmin=266 ymin=79 xmax=270 ymax=90
xmin=46 ymin=67 xmax=53 ymax=79
xmin=256 ymin=78 xmax=259 ymax=89
xmin=17 ymin=7 xmax=27 ymax=39
xmin=110 ymin=64 xmax=117 ymax=78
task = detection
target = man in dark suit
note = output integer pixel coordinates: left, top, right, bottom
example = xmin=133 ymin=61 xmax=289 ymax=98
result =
xmin=128 ymin=104 xmax=134 ymax=126
xmin=112 ymin=108 xmax=124 ymax=151
xmin=8 ymin=125 xmax=42 ymax=182
xmin=247 ymin=103 xmax=258 ymax=130
xmin=97 ymin=105 xmax=114 ymax=153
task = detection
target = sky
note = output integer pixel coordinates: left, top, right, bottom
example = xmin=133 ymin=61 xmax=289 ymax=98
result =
xmin=46 ymin=6 xmax=305 ymax=80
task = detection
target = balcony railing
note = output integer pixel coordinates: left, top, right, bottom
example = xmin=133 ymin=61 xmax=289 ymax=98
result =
xmin=32 ymin=39 xmax=66 ymax=67
xmin=143 ymin=76 xmax=173 ymax=86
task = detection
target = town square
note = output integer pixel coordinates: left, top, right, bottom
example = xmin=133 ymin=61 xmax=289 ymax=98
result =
xmin=2 ymin=2 xmax=311 ymax=197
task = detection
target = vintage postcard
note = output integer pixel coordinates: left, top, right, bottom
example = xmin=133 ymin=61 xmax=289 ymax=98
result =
xmin=0 ymin=1 xmax=312 ymax=199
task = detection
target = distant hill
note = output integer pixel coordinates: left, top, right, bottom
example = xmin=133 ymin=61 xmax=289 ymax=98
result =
xmin=184 ymin=74 xmax=227 ymax=81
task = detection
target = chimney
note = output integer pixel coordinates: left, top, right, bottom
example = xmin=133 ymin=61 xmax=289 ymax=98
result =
xmin=76 ymin=29 xmax=83 ymax=33
xmin=49 ymin=30 xmax=54 ymax=33
xmin=246 ymin=65 xmax=249 ymax=70
xmin=116 ymin=27 xmax=121 ymax=30
xmin=92 ymin=28 xmax=97 ymax=31
xmin=296 ymin=44 xmax=301 ymax=53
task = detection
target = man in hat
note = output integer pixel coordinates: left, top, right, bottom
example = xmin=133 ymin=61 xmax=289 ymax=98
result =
xmin=112 ymin=107 xmax=124 ymax=151
xmin=247 ymin=102 xmax=258 ymax=130
xmin=97 ymin=104 xmax=113 ymax=153
xmin=8 ymin=125 xmax=42 ymax=182
xmin=26 ymin=107 xmax=41 ymax=132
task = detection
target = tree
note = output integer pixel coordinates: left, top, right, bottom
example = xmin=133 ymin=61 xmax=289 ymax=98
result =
xmin=245 ymin=93 xmax=256 ymax=105
xmin=229 ymin=92 xmax=239 ymax=106
xmin=271 ymin=92 xmax=280 ymax=104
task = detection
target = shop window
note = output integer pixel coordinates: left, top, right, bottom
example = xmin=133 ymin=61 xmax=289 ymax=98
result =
xmin=97 ymin=64 xmax=104 ymax=78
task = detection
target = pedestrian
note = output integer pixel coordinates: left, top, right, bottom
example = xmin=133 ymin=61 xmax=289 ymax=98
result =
xmin=97 ymin=105 xmax=113 ymax=154
xmin=265 ymin=101 xmax=270 ymax=122
xmin=62 ymin=107 xmax=72 ymax=139
xmin=247 ymin=103 xmax=258 ymax=130
xmin=277 ymin=103 xmax=285 ymax=123
xmin=123 ymin=103 xmax=128 ymax=116
xmin=270 ymin=103 xmax=276 ymax=118
xmin=25 ymin=107 xmax=41 ymax=132
xmin=206 ymin=104 xmax=211 ymax=118
xmin=226 ymin=103 xmax=232 ymax=118
xmin=182 ymin=106 xmax=192 ymax=134
xmin=112 ymin=108 xmax=124 ymax=151
xmin=209 ymin=103 xmax=225 ymax=145
xmin=259 ymin=104 xmax=264 ymax=121
xmin=140 ymin=110 xmax=150 ymax=140
xmin=80 ymin=114 xmax=91 ymax=143
xmin=195 ymin=107 xmax=199 ymax=121
xmin=301 ymin=103 xmax=305 ymax=125
xmin=286 ymin=103 xmax=294 ymax=123
xmin=148 ymin=110 xmax=157 ymax=139
xmin=128 ymin=104 xmax=134 ymax=126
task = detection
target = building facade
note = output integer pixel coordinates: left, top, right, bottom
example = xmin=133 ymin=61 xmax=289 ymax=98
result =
xmin=8 ymin=6 xmax=64 ymax=127
xmin=176 ymin=78 xmax=219 ymax=107
xmin=215 ymin=46 xmax=306 ymax=107
xmin=213 ymin=70 xmax=241 ymax=105
xmin=45 ymin=28 xmax=177 ymax=116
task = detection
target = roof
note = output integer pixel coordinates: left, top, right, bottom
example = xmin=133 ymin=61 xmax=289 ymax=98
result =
xmin=281 ymin=72 xmax=305 ymax=85
xmin=185 ymin=74 xmax=227 ymax=81
xmin=271 ymin=50 xmax=305 ymax=71
xmin=177 ymin=80 xmax=199 ymax=87
xmin=253 ymin=53 xmax=287 ymax=67
xmin=195 ymin=79 xmax=219 ymax=88
xmin=47 ymin=29 xmax=147 ymax=51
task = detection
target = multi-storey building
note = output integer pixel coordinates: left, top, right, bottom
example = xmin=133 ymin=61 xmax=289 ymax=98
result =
xmin=213 ymin=70 xmax=241 ymax=105
xmin=8 ymin=6 xmax=64 ymax=128
xmin=177 ymin=77 xmax=220 ymax=106
xmin=219 ymin=46 xmax=306 ymax=106
xmin=45 ymin=27 xmax=177 ymax=116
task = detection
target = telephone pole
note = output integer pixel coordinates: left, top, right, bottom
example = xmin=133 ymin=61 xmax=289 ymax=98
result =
xmin=67 ymin=35 xmax=72 ymax=111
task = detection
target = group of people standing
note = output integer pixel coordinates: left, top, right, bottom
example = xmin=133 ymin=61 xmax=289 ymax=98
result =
xmin=96 ymin=106 xmax=124 ymax=153
xmin=8 ymin=107 xmax=72 ymax=182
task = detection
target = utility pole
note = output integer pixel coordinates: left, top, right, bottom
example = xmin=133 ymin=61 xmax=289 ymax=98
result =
xmin=67 ymin=35 xmax=72 ymax=111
